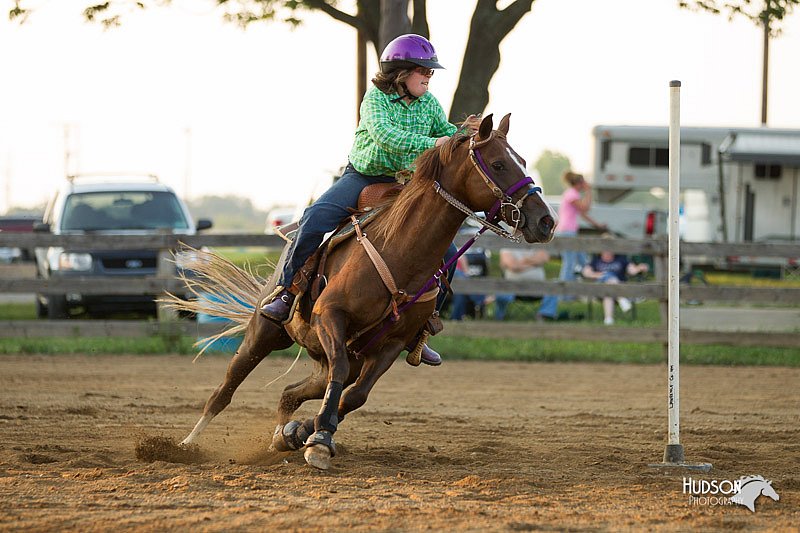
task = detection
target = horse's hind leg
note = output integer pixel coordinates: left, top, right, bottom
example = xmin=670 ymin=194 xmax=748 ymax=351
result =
xmin=182 ymin=315 xmax=293 ymax=445
xmin=276 ymin=358 xmax=328 ymax=425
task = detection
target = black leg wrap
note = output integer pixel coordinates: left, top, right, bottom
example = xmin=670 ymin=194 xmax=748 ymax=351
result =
xmin=272 ymin=418 xmax=315 ymax=452
xmin=305 ymin=430 xmax=336 ymax=457
xmin=314 ymin=381 xmax=343 ymax=433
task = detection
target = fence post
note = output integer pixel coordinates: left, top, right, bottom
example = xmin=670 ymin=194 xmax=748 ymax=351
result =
xmin=156 ymin=248 xmax=178 ymax=322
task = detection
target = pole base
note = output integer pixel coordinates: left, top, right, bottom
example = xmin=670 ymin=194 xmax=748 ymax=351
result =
xmin=648 ymin=444 xmax=712 ymax=471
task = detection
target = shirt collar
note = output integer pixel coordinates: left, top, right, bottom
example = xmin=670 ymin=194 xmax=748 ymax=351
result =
xmin=386 ymin=89 xmax=430 ymax=108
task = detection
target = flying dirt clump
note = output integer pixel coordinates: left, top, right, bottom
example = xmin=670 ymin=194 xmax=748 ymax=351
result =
xmin=135 ymin=435 xmax=207 ymax=464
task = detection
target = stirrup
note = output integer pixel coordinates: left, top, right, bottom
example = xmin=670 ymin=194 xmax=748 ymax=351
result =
xmin=406 ymin=330 xmax=430 ymax=367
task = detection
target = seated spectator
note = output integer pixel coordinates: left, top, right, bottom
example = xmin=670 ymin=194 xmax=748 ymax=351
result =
xmin=494 ymin=248 xmax=550 ymax=320
xmin=449 ymin=256 xmax=486 ymax=320
xmin=581 ymin=246 xmax=649 ymax=325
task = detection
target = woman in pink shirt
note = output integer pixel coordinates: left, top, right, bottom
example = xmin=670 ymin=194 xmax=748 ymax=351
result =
xmin=537 ymin=172 xmax=604 ymax=320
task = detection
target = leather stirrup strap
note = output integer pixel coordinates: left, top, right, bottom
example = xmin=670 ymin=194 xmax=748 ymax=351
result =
xmin=351 ymin=215 xmax=405 ymax=319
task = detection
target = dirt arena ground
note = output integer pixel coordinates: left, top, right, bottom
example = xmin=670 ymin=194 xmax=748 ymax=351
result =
xmin=0 ymin=354 xmax=797 ymax=531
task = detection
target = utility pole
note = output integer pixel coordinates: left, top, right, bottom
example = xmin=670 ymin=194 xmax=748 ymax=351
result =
xmin=760 ymin=0 xmax=771 ymax=125
xmin=3 ymin=153 xmax=11 ymax=214
xmin=184 ymin=127 xmax=192 ymax=199
xmin=63 ymin=124 xmax=73 ymax=178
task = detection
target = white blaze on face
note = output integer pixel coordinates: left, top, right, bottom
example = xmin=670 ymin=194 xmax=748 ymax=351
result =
xmin=506 ymin=147 xmax=528 ymax=175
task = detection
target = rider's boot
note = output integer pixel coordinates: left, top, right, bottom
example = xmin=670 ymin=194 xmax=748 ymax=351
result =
xmin=406 ymin=334 xmax=442 ymax=367
xmin=260 ymin=288 xmax=295 ymax=322
xmin=419 ymin=343 xmax=442 ymax=366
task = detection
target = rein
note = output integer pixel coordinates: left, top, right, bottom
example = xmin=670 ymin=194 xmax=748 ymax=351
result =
xmin=353 ymin=132 xmax=543 ymax=358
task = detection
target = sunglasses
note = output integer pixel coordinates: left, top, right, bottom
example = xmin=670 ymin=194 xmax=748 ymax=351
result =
xmin=414 ymin=67 xmax=435 ymax=77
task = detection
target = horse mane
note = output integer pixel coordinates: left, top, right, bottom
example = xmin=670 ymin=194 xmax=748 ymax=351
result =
xmin=739 ymin=475 xmax=768 ymax=485
xmin=372 ymin=134 xmax=470 ymax=244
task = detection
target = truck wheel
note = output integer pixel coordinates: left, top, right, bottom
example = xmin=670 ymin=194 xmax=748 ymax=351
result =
xmin=35 ymin=296 xmax=48 ymax=318
xmin=47 ymin=295 xmax=69 ymax=319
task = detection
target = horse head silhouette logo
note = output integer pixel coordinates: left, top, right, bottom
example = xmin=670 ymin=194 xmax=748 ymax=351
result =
xmin=730 ymin=476 xmax=780 ymax=512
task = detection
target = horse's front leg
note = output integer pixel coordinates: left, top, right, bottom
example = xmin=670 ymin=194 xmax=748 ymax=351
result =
xmin=275 ymin=340 xmax=402 ymax=469
xmin=302 ymin=309 xmax=351 ymax=469
xmin=181 ymin=313 xmax=293 ymax=445
xmin=271 ymin=355 xmax=363 ymax=453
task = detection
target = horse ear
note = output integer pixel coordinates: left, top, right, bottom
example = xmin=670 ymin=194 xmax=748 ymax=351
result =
xmin=477 ymin=113 xmax=494 ymax=141
xmin=498 ymin=113 xmax=511 ymax=135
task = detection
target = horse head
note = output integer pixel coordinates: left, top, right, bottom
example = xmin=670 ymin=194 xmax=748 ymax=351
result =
xmin=732 ymin=476 xmax=780 ymax=512
xmin=446 ymin=113 xmax=557 ymax=243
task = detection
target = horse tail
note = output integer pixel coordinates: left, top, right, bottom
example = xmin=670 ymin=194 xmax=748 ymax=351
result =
xmin=158 ymin=246 xmax=270 ymax=353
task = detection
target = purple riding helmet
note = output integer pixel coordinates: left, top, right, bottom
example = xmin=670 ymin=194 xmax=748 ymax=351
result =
xmin=380 ymin=34 xmax=444 ymax=72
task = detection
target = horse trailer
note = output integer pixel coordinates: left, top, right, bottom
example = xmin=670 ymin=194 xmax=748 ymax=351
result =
xmin=592 ymin=125 xmax=800 ymax=273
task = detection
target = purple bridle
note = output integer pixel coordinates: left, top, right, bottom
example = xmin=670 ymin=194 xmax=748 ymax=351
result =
xmin=353 ymin=131 xmax=543 ymax=357
xmin=468 ymin=132 xmax=543 ymax=229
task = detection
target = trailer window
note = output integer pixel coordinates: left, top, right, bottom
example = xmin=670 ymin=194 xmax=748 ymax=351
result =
xmin=754 ymin=164 xmax=782 ymax=179
xmin=701 ymin=143 xmax=712 ymax=166
xmin=654 ymin=148 xmax=669 ymax=167
xmin=600 ymin=140 xmax=611 ymax=171
xmin=628 ymin=147 xmax=651 ymax=166
xmin=628 ymin=146 xmax=669 ymax=168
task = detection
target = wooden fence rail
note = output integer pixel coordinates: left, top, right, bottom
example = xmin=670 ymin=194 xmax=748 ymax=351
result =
xmin=1 ymin=233 xmax=798 ymax=346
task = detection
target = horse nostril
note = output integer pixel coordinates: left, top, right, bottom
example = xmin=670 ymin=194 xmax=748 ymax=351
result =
xmin=539 ymin=215 xmax=555 ymax=234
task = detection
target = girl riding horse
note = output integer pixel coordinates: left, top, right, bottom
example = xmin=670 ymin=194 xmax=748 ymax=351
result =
xmin=170 ymin=113 xmax=556 ymax=470
xmin=260 ymin=34 xmax=480 ymax=366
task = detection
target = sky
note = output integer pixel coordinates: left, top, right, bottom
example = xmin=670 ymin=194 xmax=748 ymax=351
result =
xmin=1 ymin=0 xmax=799 ymax=213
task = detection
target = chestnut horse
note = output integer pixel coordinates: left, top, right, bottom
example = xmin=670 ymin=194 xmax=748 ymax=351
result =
xmin=169 ymin=114 xmax=556 ymax=470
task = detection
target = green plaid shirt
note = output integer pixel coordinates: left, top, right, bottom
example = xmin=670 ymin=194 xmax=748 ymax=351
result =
xmin=349 ymin=86 xmax=458 ymax=177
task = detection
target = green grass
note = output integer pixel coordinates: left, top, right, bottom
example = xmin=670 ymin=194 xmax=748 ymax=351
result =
xmin=209 ymin=247 xmax=279 ymax=276
xmin=0 ymin=303 xmax=35 ymax=320
xmin=425 ymin=337 xmax=799 ymax=366
xmin=0 ymin=335 xmax=795 ymax=366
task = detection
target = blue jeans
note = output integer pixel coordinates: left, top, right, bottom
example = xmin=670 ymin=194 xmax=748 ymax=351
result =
xmin=278 ymin=164 xmax=396 ymax=288
xmin=278 ymin=163 xmax=457 ymax=309
xmin=537 ymin=231 xmax=586 ymax=318
xmin=493 ymin=293 xmax=515 ymax=320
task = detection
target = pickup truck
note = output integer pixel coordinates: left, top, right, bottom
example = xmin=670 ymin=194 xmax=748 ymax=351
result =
xmin=545 ymin=196 xmax=667 ymax=239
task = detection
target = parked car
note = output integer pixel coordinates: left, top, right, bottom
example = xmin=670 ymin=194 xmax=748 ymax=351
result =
xmin=34 ymin=174 xmax=212 ymax=319
xmin=264 ymin=206 xmax=301 ymax=235
xmin=0 ymin=215 xmax=41 ymax=263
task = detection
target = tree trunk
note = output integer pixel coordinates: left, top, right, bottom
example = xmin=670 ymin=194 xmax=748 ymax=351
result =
xmin=310 ymin=0 xmax=535 ymax=121
xmin=379 ymin=0 xmax=411 ymax=52
xmin=449 ymin=0 xmax=534 ymax=122
xmin=410 ymin=0 xmax=429 ymax=37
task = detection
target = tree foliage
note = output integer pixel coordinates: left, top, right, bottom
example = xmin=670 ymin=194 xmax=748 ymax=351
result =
xmin=678 ymin=0 xmax=798 ymax=35
xmin=186 ymin=194 xmax=268 ymax=232
xmin=9 ymin=0 xmax=536 ymax=121
xmin=533 ymin=150 xmax=571 ymax=196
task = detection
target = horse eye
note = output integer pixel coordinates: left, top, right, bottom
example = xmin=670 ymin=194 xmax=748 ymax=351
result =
xmin=491 ymin=162 xmax=505 ymax=171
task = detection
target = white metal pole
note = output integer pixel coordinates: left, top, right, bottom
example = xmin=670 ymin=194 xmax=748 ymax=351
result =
xmin=668 ymin=81 xmax=681 ymax=447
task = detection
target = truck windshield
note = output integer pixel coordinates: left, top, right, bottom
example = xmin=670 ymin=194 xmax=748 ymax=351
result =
xmin=61 ymin=191 xmax=190 ymax=231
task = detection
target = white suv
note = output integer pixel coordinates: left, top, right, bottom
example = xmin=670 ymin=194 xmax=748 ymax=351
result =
xmin=34 ymin=175 xmax=212 ymax=319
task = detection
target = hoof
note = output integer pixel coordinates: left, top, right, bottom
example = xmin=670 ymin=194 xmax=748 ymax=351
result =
xmin=303 ymin=430 xmax=336 ymax=470
xmin=271 ymin=422 xmax=298 ymax=452
xmin=304 ymin=444 xmax=331 ymax=470
xmin=271 ymin=420 xmax=313 ymax=452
